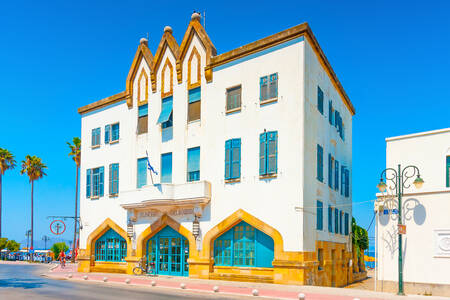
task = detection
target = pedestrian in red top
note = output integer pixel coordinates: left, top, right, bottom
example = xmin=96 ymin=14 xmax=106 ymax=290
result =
xmin=57 ymin=250 xmax=66 ymax=268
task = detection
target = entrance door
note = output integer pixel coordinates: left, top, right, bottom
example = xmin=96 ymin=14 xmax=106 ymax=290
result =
xmin=331 ymin=249 xmax=336 ymax=287
xmin=147 ymin=226 xmax=189 ymax=276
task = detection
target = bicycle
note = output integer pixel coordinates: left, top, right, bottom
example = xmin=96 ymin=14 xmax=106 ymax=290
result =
xmin=133 ymin=257 xmax=156 ymax=276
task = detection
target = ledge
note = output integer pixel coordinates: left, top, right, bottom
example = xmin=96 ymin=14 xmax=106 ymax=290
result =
xmin=260 ymin=174 xmax=277 ymax=180
xmin=225 ymin=107 xmax=241 ymax=114
xmin=225 ymin=178 xmax=241 ymax=184
xmin=260 ymin=98 xmax=278 ymax=106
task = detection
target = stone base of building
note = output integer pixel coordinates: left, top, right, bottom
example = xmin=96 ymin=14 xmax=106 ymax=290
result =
xmin=78 ymin=212 xmax=366 ymax=286
xmin=376 ymin=280 xmax=450 ymax=297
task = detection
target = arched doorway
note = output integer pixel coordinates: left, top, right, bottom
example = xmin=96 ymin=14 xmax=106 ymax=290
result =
xmin=147 ymin=226 xmax=189 ymax=276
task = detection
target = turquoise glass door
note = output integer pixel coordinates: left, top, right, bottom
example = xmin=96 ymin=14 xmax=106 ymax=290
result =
xmin=147 ymin=226 xmax=189 ymax=276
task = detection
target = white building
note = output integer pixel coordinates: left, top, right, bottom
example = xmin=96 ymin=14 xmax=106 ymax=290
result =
xmin=376 ymin=128 xmax=450 ymax=296
xmin=77 ymin=13 xmax=357 ymax=286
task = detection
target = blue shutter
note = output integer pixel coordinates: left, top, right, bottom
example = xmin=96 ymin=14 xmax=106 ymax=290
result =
xmin=259 ymin=133 xmax=267 ymax=175
xmin=114 ymin=164 xmax=119 ymax=194
xmin=96 ymin=128 xmax=101 ymax=146
xmin=91 ymin=129 xmax=96 ymax=146
xmin=86 ymin=169 xmax=91 ymax=198
xmin=231 ymin=139 xmax=241 ymax=179
xmin=269 ymin=73 xmax=278 ymax=99
xmin=328 ymin=101 xmax=332 ymax=124
xmin=225 ymin=140 xmax=231 ymax=180
xmin=138 ymin=104 xmax=148 ymax=117
xmin=335 ymin=208 xmax=339 ymax=234
xmin=345 ymin=213 xmax=349 ymax=235
xmin=340 ymin=212 xmax=343 ymax=234
xmin=157 ymin=96 xmax=173 ymax=124
xmin=188 ymin=87 xmax=201 ymax=103
xmin=316 ymin=201 xmax=323 ymax=230
xmin=328 ymin=154 xmax=332 ymax=188
xmin=335 ymin=160 xmax=339 ymax=190
xmin=328 ymin=206 xmax=332 ymax=232
xmin=161 ymin=153 xmax=172 ymax=183
xmin=260 ymin=76 xmax=268 ymax=101
xmin=447 ymin=156 xmax=450 ymax=187
xmin=345 ymin=169 xmax=350 ymax=197
xmin=317 ymin=86 xmax=324 ymax=114
xmin=335 ymin=111 xmax=339 ymax=128
xmin=109 ymin=164 xmax=113 ymax=194
xmin=99 ymin=166 xmax=104 ymax=197
xmin=267 ymin=131 xmax=277 ymax=174
xmin=112 ymin=123 xmax=119 ymax=141
xmin=137 ymin=158 xmax=147 ymax=188
xmin=317 ymin=145 xmax=323 ymax=182
xmin=341 ymin=166 xmax=345 ymax=195
xmin=105 ymin=125 xmax=111 ymax=144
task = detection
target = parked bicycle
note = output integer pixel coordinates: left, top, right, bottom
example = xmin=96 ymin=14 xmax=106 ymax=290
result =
xmin=133 ymin=257 xmax=156 ymax=276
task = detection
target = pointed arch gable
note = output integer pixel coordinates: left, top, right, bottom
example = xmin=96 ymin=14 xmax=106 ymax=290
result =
xmin=126 ymin=43 xmax=154 ymax=108
xmin=136 ymin=214 xmax=197 ymax=258
xmin=152 ymin=32 xmax=180 ymax=93
xmin=137 ymin=69 xmax=149 ymax=105
xmin=177 ymin=19 xmax=216 ymax=84
xmin=161 ymin=58 xmax=174 ymax=98
xmin=187 ymin=47 xmax=201 ymax=89
xmin=86 ymin=218 xmax=131 ymax=257
xmin=201 ymin=209 xmax=283 ymax=259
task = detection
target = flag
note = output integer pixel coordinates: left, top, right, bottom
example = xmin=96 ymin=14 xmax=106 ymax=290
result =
xmin=146 ymin=151 xmax=158 ymax=175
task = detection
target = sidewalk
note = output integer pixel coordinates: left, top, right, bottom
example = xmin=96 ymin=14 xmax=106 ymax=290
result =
xmin=42 ymin=265 xmax=449 ymax=300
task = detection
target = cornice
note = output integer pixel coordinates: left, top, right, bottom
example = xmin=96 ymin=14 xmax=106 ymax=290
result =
xmin=78 ymin=91 xmax=129 ymax=115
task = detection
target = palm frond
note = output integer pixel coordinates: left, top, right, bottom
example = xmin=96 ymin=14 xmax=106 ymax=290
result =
xmin=20 ymin=155 xmax=48 ymax=182
xmin=0 ymin=148 xmax=17 ymax=175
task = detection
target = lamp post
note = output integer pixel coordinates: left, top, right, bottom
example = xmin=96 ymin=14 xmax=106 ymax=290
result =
xmin=376 ymin=164 xmax=424 ymax=295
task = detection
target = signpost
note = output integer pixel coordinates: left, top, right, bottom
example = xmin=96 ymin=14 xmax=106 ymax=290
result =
xmin=50 ymin=220 xmax=66 ymax=235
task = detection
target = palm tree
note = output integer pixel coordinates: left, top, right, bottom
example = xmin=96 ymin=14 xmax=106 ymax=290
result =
xmin=0 ymin=148 xmax=16 ymax=238
xmin=67 ymin=137 xmax=81 ymax=263
xmin=20 ymin=155 xmax=47 ymax=261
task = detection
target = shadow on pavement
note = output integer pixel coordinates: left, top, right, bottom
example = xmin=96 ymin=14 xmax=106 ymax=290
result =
xmin=0 ymin=278 xmax=46 ymax=289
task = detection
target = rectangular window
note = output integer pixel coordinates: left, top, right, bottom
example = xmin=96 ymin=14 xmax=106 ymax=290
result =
xmin=328 ymin=154 xmax=333 ymax=188
xmin=259 ymin=131 xmax=278 ymax=176
xmin=86 ymin=167 xmax=104 ymax=198
xmin=105 ymin=123 xmax=120 ymax=144
xmin=317 ymin=86 xmax=324 ymax=114
xmin=260 ymin=73 xmax=278 ymax=102
xmin=226 ymin=85 xmax=241 ymax=112
xmin=138 ymin=104 xmax=148 ymax=134
xmin=317 ymin=145 xmax=323 ymax=182
xmin=109 ymin=163 xmax=119 ymax=195
xmin=328 ymin=100 xmax=333 ymax=124
xmin=335 ymin=208 xmax=339 ymax=234
xmin=318 ymin=248 xmax=324 ymax=271
xmin=328 ymin=206 xmax=333 ymax=232
xmin=317 ymin=200 xmax=323 ymax=230
xmin=340 ymin=211 xmax=343 ymax=235
xmin=187 ymin=147 xmax=200 ymax=182
xmin=188 ymin=87 xmax=201 ymax=122
xmin=137 ymin=158 xmax=147 ymax=188
xmin=335 ymin=160 xmax=339 ymax=191
xmin=344 ymin=213 xmax=349 ymax=235
xmin=158 ymin=96 xmax=173 ymax=127
xmin=225 ymin=139 xmax=241 ymax=180
xmin=446 ymin=156 xmax=450 ymax=187
xmin=345 ymin=169 xmax=350 ymax=197
xmin=160 ymin=153 xmax=172 ymax=183
xmin=91 ymin=128 xmax=101 ymax=147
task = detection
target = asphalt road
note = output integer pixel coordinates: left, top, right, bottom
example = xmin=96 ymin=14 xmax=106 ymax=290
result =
xmin=0 ymin=264 xmax=239 ymax=300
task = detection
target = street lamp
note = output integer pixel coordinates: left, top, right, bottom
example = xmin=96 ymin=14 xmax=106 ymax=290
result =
xmin=377 ymin=164 xmax=424 ymax=295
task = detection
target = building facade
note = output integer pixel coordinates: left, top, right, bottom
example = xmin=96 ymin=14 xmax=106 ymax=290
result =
xmin=376 ymin=128 xmax=450 ymax=296
xmin=77 ymin=13 xmax=357 ymax=286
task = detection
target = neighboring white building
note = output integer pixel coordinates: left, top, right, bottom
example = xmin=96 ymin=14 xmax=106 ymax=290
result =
xmin=376 ymin=128 xmax=450 ymax=296
xmin=77 ymin=13 xmax=357 ymax=286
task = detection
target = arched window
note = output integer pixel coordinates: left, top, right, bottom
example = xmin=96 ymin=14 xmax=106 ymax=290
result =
xmin=214 ymin=221 xmax=274 ymax=268
xmin=95 ymin=229 xmax=127 ymax=262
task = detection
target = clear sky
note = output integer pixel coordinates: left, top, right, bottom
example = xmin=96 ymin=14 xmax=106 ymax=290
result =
xmin=0 ymin=0 xmax=449 ymax=247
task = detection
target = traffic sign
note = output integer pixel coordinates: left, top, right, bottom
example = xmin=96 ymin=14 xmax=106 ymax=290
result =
xmin=50 ymin=220 xmax=66 ymax=235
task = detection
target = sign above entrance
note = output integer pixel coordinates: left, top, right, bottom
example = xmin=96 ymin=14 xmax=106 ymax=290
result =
xmin=138 ymin=208 xmax=196 ymax=219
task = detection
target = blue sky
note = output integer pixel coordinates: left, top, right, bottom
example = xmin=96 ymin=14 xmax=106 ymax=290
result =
xmin=0 ymin=0 xmax=449 ymax=247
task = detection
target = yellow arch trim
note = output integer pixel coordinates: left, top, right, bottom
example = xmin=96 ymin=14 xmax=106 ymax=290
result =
xmin=187 ymin=46 xmax=201 ymax=90
xmin=136 ymin=214 xmax=197 ymax=259
xmin=85 ymin=218 xmax=132 ymax=258
xmin=161 ymin=58 xmax=174 ymax=99
xmin=200 ymin=209 xmax=283 ymax=259
xmin=137 ymin=69 xmax=148 ymax=106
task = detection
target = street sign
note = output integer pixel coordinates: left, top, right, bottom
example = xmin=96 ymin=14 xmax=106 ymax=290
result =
xmin=50 ymin=220 xmax=66 ymax=235
xmin=398 ymin=224 xmax=406 ymax=235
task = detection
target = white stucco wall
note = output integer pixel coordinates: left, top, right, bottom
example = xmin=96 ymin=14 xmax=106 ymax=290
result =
xmin=79 ymin=33 xmax=354 ymax=254
xmin=377 ymin=128 xmax=450 ymax=285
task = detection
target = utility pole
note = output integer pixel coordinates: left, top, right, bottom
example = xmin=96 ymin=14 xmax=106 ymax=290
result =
xmin=25 ymin=230 xmax=31 ymax=261
xmin=42 ymin=235 xmax=50 ymax=250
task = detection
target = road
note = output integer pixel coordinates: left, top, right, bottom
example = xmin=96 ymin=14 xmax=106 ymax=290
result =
xmin=0 ymin=264 xmax=239 ymax=300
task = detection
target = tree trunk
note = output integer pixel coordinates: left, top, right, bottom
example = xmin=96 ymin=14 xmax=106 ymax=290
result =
xmin=31 ymin=180 xmax=34 ymax=262
xmin=72 ymin=166 xmax=79 ymax=263
xmin=0 ymin=173 xmax=2 ymax=238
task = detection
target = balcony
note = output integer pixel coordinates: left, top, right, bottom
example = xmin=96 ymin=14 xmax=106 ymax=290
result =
xmin=120 ymin=181 xmax=211 ymax=216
